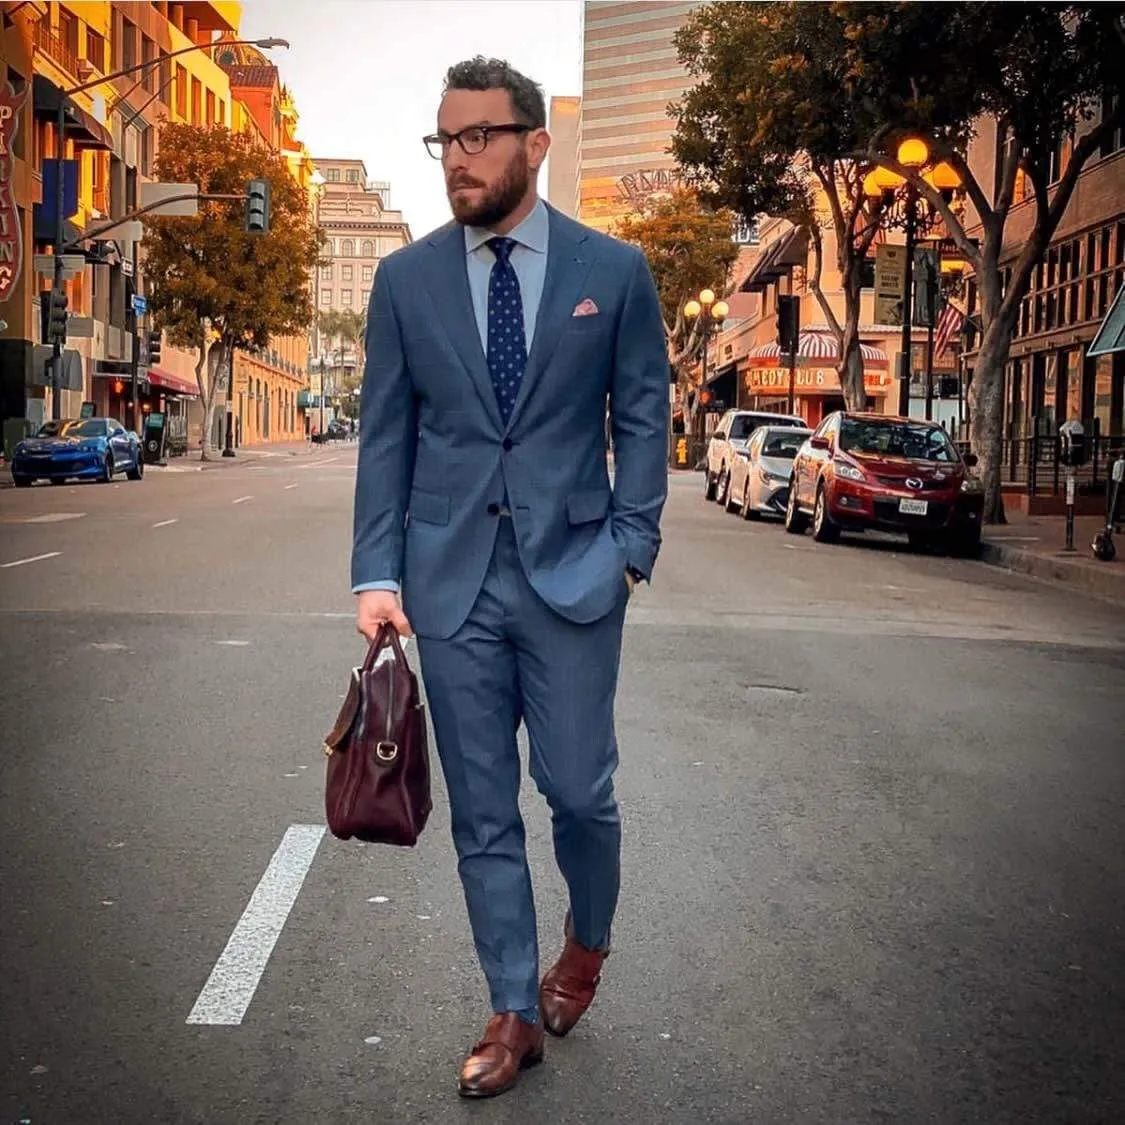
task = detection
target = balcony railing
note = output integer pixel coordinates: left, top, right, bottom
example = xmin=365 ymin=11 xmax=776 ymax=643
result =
xmin=35 ymin=22 xmax=81 ymax=81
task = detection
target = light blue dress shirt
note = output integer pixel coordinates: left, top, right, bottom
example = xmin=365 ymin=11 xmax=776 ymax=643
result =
xmin=354 ymin=200 xmax=551 ymax=595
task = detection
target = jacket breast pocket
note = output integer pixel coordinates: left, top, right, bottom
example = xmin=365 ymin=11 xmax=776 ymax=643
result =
xmin=566 ymin=489 xmax=610 ymax=526
xmin=408 ymin=488 xmax=450 ymax=526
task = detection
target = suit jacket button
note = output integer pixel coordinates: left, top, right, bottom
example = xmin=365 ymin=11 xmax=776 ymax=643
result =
xmin=487 ymin=502 xmax=500 ymax=516
xmin=502 ymin=438 xmax=513 ymax=452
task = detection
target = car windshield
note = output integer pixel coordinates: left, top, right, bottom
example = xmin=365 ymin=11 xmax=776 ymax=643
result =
xmin=761 ymin=431 xmax=809 ymax=459
xmin=71 ymin=420 xmax=109 ymax=438
xmin=838 ymin=418 xmax=958 ymax=463
xmin=730 ymin=414 xmax=798 ymax=439
xmin=36 ymin=420 xmax=75 ymax=437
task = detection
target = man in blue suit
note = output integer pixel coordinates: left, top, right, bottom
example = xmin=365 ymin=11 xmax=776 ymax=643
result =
xmin=352 ymin=56 xmax=668 ymax=1098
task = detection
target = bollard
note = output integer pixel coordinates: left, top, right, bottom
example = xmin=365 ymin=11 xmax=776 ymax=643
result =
xmin=1063 ymin=470 xmax=1076 ymax=552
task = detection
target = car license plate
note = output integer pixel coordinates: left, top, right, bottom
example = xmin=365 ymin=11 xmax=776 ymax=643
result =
xmin=899 ymin=497 xmax=928 ymax=516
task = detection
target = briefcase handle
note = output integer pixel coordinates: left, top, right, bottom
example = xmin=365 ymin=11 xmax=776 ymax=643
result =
xmin=361 ymin=622 xmax=411 ymax=673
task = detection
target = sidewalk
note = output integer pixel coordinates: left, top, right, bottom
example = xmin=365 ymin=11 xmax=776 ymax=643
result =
xmin=980 ymin=509 xmax=1125 ymax=604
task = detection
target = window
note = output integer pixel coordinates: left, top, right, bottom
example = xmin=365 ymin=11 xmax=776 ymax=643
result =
xmin=1099 ymin=95 xmax=1123 ymax=159
xmin=362 ymin=288 xmax=370 ymax=306
xmin=60 ymin=8 xmax=79 ymax=60
xmin=361 ymin=240 xmax=374 ymax=257
xmin=326 ymin=168 xmax=340 ymax=182
xmin=206 ymin=90 xmax=215 ymax=125
xmin=86 ymin=31 xmax=106 ymax=73
xmin=341 ymin=264 xmax=353 ymax=281
xmin=121 ymin=17 xmax=137 ymax=71
xmin=347 ymin=168 xmax=360 ymax=183
xmin=159 ymin=50 xmax=171 ymax=100
xmin=217 ymin=98 xmax=226 ymax=126
xmin=342 ymin=289 xmax=353 ymax=306
xmin=141 ymin=35 xmax=156 ymax=93
xmin=320 ymin=289 xmax=332 ymax=307
xmin=362 ymin=265 xmax=373 ymax=282
xmin=320 ymin=264 xmax=333 ymax=280
xmin=191 ymin=77 xmax=202 ymax=125
xmin=175 ymin=64 xmax=187 ymax=118
xmin=341 ymin=239 xmax=354 ymax=256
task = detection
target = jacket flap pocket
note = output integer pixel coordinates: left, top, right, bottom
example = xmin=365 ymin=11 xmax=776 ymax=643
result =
xmin=409 ymin=488 xmax=450 ymax=526
xmin=566 ymin=489 xmax=610 ymax=525
xmin=325 ymin=669 xmax=363 ymax=749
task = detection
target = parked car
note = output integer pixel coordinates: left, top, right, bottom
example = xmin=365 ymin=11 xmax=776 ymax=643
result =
xmin=704 ymin=409 xmax=806 ymax=506
xmin=726 ymin=425 xmax=813 ymax=519
xmin=10 ymin=416 xmax=144 ymax=487
xmin=784 ymin=411 xmax=983 ymax=555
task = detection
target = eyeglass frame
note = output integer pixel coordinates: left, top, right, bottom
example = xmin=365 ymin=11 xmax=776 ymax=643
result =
xmin=422 ymin=123 xmax=533 ymax=160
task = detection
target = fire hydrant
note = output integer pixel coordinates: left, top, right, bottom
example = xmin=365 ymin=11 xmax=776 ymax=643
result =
xmin=676 ymin=438 xmax=688 ymax=466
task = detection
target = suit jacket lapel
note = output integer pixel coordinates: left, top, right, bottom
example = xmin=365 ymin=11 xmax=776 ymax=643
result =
xmin=506 ymin=207 xmax=594 ymax=432
xmin=422 ymin=224 xmax=504 ymax=432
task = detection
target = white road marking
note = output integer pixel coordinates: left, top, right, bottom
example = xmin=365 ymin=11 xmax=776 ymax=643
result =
xmin=283 ymin=483 xmax=298 ymax=490
xmin=23 ymin=512 xmax=85 ymax=524
xmin=215 ymin=640 xmax=249 ymax=646
xmin=153 ymin=518 xmax=178 ymax=528
xmin=232 ymin=495 xmax=253 ymax=505
xmin=1 ymin=551 xmax=62 ymax=569
xmin=367 ymin=896 xmax=389 ymax=904
xmin=364 ymin=1036 xmax=382 ymax=1046
xmin=186 ymin=824 xmax=325 ymax=1026
xmin=296 ymin=457 xmax=339 ymax=470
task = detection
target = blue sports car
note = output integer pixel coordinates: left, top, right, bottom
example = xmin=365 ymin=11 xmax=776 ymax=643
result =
xmin=11 ymin=417 xmax=145 ymax=486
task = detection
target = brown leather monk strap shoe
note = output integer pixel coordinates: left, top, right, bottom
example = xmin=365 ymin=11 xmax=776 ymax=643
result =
xmin=539 ymin=920 xmax=610 ymax=1038
xmin=458 ymin=1011 xmax=545 ymax=1098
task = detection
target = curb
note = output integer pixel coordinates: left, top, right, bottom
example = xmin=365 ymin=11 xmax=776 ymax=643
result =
xmin=979 ymin=540 xmax=1125 ymax=605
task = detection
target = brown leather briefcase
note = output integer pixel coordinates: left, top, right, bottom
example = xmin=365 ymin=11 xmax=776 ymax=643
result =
xmin=323 ymin=625 xmax=432 ymax=846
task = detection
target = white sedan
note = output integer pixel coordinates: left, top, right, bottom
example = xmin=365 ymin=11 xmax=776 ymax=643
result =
xmin=725 ymin=425 xmax=813 ymax=520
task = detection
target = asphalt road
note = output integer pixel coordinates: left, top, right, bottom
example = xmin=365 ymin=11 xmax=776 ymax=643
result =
xmin=2 ymin=448 xmax=1123 ymax=1125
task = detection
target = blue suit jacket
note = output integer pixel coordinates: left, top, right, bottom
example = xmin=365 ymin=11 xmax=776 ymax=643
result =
xmin=351 ymin=203 xmax=669 ymax=640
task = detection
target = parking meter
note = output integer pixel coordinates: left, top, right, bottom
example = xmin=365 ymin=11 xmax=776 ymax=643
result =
xmin=1059 ymin=419 xmax=1087 ymax=467
xmin=143 ymin=411 xmax=167 ymax=463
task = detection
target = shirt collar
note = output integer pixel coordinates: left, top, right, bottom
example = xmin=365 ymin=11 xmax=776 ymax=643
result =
xmin=464 ymin=198 xmax=549 ymax=256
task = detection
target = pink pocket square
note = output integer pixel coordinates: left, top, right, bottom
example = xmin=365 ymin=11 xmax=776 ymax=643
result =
xmin=572 ymin=298 xmax=599 ymax=317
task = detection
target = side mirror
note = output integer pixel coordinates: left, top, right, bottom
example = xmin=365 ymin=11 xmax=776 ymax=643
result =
xmin=809 ymin=435 xmax=831 ymax=451
xmin=963 ymin=452 xmax=978 ymax=468
xmin=113 ymin=426 xmax=126 ymax=437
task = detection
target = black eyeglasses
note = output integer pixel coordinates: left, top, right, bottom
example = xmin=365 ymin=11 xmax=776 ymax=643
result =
xmin=423 ymin=123 xmax=531 ymax=160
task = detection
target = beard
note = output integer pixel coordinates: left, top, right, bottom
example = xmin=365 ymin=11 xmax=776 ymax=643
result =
xmin=447 ymin=149 xmax=530 ymax=228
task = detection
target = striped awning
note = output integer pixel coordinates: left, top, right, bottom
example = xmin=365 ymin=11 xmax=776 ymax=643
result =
xmin=748 ymin=331 xmax=888 ymax=365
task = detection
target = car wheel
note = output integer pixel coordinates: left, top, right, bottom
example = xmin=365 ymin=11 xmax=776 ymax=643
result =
xmin=725 ymin=475 xmax=742 ymax=513
xmin=126 ymin=450 xmax=144 ymax=481
xmin=704 ymin=469 xmax=717 ymax=501
xmin=101 ymin=453 xmax=114 ymax=483
xmin=812 ymin=483 xmax=840 ymax=543
xmin=785 ymin=478 xmax=809 ymax=535
xmin=13 ymin=474 xmax=31 ymax=488
xmin=715 ymin=466 xmax=730 ymax=506
xmin=908 ymin=530 xmax=932 ymax=553
xmin=50 ymin=478 xmax=67 ymax=486
xmin=741 ymin=482 xmax=760 ymax=520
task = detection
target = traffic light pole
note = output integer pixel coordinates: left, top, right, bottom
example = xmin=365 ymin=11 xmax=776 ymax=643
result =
xmin=50 ymin=98 xmax=67 ymax=421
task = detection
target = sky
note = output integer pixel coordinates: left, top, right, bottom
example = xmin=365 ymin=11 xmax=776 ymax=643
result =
xmin=238 ymin=0 xmax=584 ymax=239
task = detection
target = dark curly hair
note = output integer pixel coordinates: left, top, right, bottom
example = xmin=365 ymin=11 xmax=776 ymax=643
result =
xmin=443 ymin=56 xmax=547 ymax=130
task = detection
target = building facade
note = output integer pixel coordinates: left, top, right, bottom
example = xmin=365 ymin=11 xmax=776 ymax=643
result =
xmin=577 ymin=0 xmax=698 ymax=232
xmin=0 ymin=2 xmax=318 ymax=458
xmin=547 ymin=95 xmax=579 ymax=217
xmin=309 ymin=158 xmax=411 ymax=422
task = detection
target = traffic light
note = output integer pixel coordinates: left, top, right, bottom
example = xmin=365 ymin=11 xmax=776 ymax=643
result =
xmin=245 ymin=179 xmax=271 ymax=233
xmin=776 ymin=294 xmax=800 ymax=355
xmin=45 ymin=288 xmax=68 ymax=343
xmin=148 ymin=330 xmax=162 ymax=365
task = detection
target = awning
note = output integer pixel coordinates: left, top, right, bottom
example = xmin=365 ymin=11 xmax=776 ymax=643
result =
xmin=146 ymin=367 xmax=199 ymax=397
xmin=748 ymin=331 xmax=888 ymax=365
xmin=1088 ymin=285 xmax=1125 ymax=358
xmin=738 ymin=228 xmax=810 ymax=293
xmin=33 ymin=76 xmax=113 ymax=150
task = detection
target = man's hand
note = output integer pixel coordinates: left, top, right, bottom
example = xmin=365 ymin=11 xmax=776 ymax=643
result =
xmin=356 ymin=589 xmax=412 ymax=642
xmin=625 ymin=569 xmax=636 ymax=596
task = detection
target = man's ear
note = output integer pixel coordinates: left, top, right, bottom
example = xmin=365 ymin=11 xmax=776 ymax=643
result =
xmin=528 ymin=128 xmax=551 ymax=174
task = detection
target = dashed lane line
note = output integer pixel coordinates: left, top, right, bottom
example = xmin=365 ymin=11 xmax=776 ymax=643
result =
xmin=232 ymin=495 xmax=253 ymax=505
xmin=186 ymin=824 xmax=325 ymax=1026
xmin=153 ymin=518 xmax=178 ymax=528
xmin=1 ymin=551 xmax=62 ymax=568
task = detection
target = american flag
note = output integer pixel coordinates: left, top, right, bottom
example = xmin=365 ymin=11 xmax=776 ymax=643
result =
xmin=935 ymin=301 xmax=965 ymax=358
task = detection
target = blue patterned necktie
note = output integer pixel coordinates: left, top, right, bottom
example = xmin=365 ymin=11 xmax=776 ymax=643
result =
xmin=485 ymin=236 xmax=527 ymax=425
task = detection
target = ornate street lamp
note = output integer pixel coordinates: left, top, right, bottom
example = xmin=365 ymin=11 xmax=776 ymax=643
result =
xmin=865 ymin=138 xmax=963 ymax=417
xmin=683 ymin=288 xmax=730 ymax=415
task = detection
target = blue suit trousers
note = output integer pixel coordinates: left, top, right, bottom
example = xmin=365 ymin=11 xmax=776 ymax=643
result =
xmin=416 ymin=517 xmax=627 ymax=1015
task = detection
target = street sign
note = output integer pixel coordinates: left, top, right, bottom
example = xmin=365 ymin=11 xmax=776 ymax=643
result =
xmin=875 ymin=244 xmax=907 ymax=325
xmin=66 ymin=315 xmax=94 ymax=338
xmin=140 ymin=182 xmax=199 ymax=217
xmin=912 ymin=247 xmax=939 ymax=327
xmin=131 ymin=293 xmax=148 ymax=315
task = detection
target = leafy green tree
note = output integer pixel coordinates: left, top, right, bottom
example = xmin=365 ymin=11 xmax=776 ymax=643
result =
xmin=840 ymin=1 xmax=1125 ymax=521
xmin=672 ymin=2 xmax=891 ymax=411
xmin=612 ymin=187 xmax=740 ymax=425
xmin=142 ymin=123 xmax=320 ymax=458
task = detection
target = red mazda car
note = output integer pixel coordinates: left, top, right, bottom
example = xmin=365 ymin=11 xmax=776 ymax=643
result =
xmin=784 ymin=411 xmax=984 ymax=555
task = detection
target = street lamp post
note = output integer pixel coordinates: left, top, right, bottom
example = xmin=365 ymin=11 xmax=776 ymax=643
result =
xmin=683 ymin=288 xmax=730 ymax=449
xmin=46 ymin=36 xmax=288 ymax=420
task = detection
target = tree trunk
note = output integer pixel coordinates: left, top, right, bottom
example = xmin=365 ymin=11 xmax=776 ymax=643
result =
xmin=196 ymin=339 xmax=226 ymax=461
xmin=838 ymin=264 xmax=866 ymax=410
xmin=968 ymin=315 xmax=1017 ymax=525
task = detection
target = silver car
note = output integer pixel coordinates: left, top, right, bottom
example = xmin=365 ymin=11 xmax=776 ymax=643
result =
xmin=725 ymin=425 xmax=813 ymax=519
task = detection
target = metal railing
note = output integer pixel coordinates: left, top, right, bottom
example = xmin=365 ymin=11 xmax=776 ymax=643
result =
xmin=955 ymin=428 xmax=1125 ymax=497
xmin=34 ymin=23 xmax=81 ymax=80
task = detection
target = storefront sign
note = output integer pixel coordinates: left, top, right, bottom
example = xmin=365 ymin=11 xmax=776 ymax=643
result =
xmin=616 ymin=168 xmax=681 ymax=205
xmin=745 ymin=366 xmax=891 ymax=394
xmin=874 ymin=244 xmax=907 ymax=325
xmin=0 ymin=82 xmax=29 ymax=303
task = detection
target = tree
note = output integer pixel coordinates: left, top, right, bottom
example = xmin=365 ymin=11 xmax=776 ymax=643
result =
xmin=611 ymin=187 xmax=740 ymax=426
xmin=839 ymin=2 xmax=1125 ymax=521
xmin=671 ymin=2 xmax=892 ymax=411
xmin=142 ymin=123 xmax=321 ymax=458
xmin=317 ymin=308 xmax=365 ymax=416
